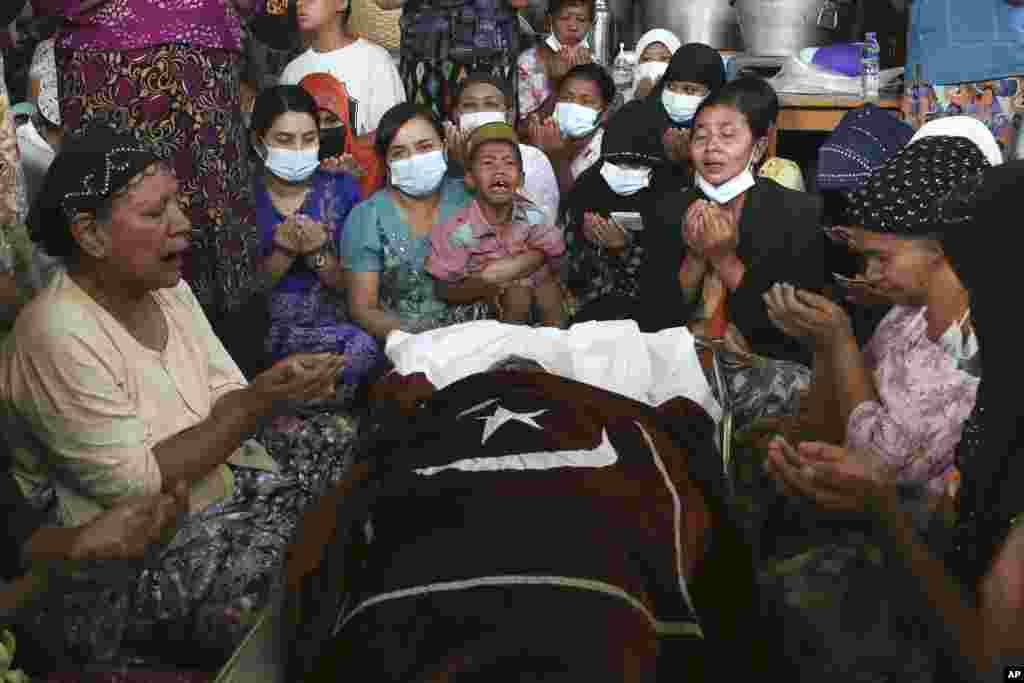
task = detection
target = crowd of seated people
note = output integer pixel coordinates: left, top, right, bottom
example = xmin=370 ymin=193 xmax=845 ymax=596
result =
xmin=1 ymin=0 xmax=1023 ymax=680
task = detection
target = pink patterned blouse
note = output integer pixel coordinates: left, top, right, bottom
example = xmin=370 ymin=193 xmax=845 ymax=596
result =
xmin=426 ymin=198 xmax=565 ymax=289
xmin=55 ymin=0 xmax=262 ymax=53
xmin=846 ymin=305 xmax=980 ymax=495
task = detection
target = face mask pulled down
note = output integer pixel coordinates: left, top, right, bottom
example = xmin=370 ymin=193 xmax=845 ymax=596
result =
xmin=695 ymin=148 xmax=759 ymax=205
xmin=390 ymin=149 xmax=448 ymax=198
xmin=263 ymin=144 xmax=320 ymax=183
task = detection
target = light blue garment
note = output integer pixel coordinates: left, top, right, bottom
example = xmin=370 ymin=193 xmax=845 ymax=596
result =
xmin=339 ymin=176 xmax=473 ymax=324
xmin=906 ymin=0 xmax=1024 ymax=85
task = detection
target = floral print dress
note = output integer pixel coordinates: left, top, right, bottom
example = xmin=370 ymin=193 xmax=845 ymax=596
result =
xmin=340 ymin=178 xmax=494 ymax=334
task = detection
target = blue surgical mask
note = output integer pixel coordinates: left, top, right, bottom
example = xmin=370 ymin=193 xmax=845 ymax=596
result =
xmin=390 ymin=149 xmax=448 ymax=197
xmin=556 ymin=101 xmax=600 ymax=139
xmin=695 ymin=148 xmax=759 ymax=205
xmin=600 ymin=162 xmax=651 ymax=196
xmin=661 ymin=90 xmax=705 ymax=124
xmin=262 ymin=143 xmax=320 ymax=183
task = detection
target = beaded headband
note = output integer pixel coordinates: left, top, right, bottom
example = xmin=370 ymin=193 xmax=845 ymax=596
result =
xmin=59 ymin=144 xmax=162 ymax=220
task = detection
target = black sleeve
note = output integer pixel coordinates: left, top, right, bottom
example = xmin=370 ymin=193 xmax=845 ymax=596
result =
xmin=786 ymin=192 xmax=828 ymax=296
xmin=637 ymin=191 xmax=700 ymax=332
xmin=0 ymin=468 xmax=45 ymax=581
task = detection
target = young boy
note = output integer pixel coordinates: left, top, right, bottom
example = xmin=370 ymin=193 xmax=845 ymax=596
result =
xmin=446 ymin=72 xmax=559 ymax=224
xmin=427 ymin=123 xmax=566 ymax=327
xmin=281 ymin=0 xmax=405 ymax=136
xmin=517 ymin=0 xmax=593 ymax=126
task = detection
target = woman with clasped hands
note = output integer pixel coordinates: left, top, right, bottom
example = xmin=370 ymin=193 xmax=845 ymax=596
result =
xmin=0 ymin=127 xmax=344 ymax=666
xmin=639 ymin=77 xmax=825 ymax=432
xmin=763 ymin=162 xmax=1023 ymax=683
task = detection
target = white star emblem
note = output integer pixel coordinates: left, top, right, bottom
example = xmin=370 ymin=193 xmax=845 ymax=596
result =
xmin=476 ymin=405 xmax=548 ymax=444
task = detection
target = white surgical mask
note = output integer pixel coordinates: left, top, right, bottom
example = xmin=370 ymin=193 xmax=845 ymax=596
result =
xmin=635 ymin=61 xmax=669 ymax=84
xmin=390 ymin=149 xmax=448 ymax=197
xmin=661 ymin=89 xmax=705 ymax=124
xmin=600 ymin=162 xmax=651 ymax=196
xmin=938 ymin=308 xmax=978 ymax=363
xmin=555 ymin=101 xmax=600 ymax=139
xmin=459 ymin=110 xmax=507 ymax=134
xmin=695 ymin=148 xmax=759 ymax=205
xmin=262 ymin=144 xmax=320 ymax=183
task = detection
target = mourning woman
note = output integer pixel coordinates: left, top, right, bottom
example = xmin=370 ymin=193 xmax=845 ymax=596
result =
xmin=639 ymin=77 xmax=825 ymax=430
xmin=604 ymin=42 xmax=726 ymax=173
xmin=0 ymin=127 xmax=351 ymax=668
xmin=562 ymin=105 xmax=689 ymax=322
xmin=765 ymin=160 xmax=1024 ymax=683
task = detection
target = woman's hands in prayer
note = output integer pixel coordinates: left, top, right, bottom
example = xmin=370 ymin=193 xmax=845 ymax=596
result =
xmin=443 ymin=122 xmax=471 ymax=168
xmin=68 ymin=481 xmax=189 ymax=563
xmin=273 ymin=216 xmax=304 ymax=255
xmin=296 ymin=218 xmax=331 ymax=255
xmin=695 ymin=202 xmax=739 ymax=265
xmin=664 ymin=128 xmax=692 ymax=164
xmin=547 ymin=45 xmax=591 ymax=81
xmin=685 ymin=201 xmax=744 ymax=289
xmin=526 ymin=115 xmax=565 ymax=155
xmin=251 ymin=352 xmax=346 ymax=410
xmin=764 ymin=437 xmax=895 ymax=517
xmin=583 ymin=212 xmax=628 ymax=250
xmin=277 ymin=216 xmax=331 ymax=256
xmin=764 ymin=282 xmax=853 ymax=349
xmin=320 ymin=154 xmax=365 ymax=178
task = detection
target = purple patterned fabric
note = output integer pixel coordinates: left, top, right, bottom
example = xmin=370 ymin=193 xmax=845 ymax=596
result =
xmin=57 ymin=0 xmax=254 ymax=53
xmin=257 ymin=170 xmax=381 ymax=395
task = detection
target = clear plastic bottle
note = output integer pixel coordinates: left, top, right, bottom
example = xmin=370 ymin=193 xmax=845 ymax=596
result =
xmin=861 ymin=32 xmax=880 ymax=103
xmin=612 ymin=43 xmax=634 ymax=101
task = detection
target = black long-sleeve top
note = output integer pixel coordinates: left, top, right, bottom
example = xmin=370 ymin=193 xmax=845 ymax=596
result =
xmin=638 ymin=178 xmax=827 ymax=366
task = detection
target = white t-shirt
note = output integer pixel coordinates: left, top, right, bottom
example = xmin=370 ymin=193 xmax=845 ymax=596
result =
xmin=279 ymin=39 xmax=406 ymax=136
xmin=519 ymin=143 xmax=560 ymax=225
xmin=16 ymin=121 xmax=56 ymax=207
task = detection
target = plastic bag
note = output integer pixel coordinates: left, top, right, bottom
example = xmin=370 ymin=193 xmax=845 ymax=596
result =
xmin=768 ymin=56 xmax=903 ymax=96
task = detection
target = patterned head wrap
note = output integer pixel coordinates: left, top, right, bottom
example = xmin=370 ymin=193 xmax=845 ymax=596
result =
xmin=844 ymin=136 xmax=990 ymax=235
xmin=816 ymin=104 xmax=914 ymax=191
xmin=910 ymin=115 xmax=1003 ymax=167
xmin=28 ymin=126 xmax=161 ymax=259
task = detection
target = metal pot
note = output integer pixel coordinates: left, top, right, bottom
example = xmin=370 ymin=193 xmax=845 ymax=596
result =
xmin=732 ymin=0 xmax=855 ymax=56
xmin=639 ymin=0 xmax=742 ymax=51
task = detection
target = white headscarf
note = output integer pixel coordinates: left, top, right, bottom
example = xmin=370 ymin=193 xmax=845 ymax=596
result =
xmin=635 ymin=29 xmax=682 ymax=60
xmin=909 ymin=116 xmax=1002 ymax=167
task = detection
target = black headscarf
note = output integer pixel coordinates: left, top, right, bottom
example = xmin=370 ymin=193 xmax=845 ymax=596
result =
xmin=562 ymin=112 xmax=687 ymax=225
xmin=0 ymin=0 xmax=27 ymax=29
xmin=930 ymin=160 xmax=1024 ymax=589
xmin=653 ymin=42 xmax=727 ymax=100
xmin=28 ymin=125 xmax=161 ymax=261
xmin=601 ymin=43 xmax=725 ymax=175
xmin=845 ymin=136 xmax=991 ymax=235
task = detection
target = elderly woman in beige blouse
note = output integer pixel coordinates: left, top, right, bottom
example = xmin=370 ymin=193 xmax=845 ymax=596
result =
xmin=0 ymin=126 xmax=346 ymax=669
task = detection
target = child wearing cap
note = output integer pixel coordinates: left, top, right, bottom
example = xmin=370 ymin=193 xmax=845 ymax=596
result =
xmin=426 ymin=123 xmax=566 ymax=327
